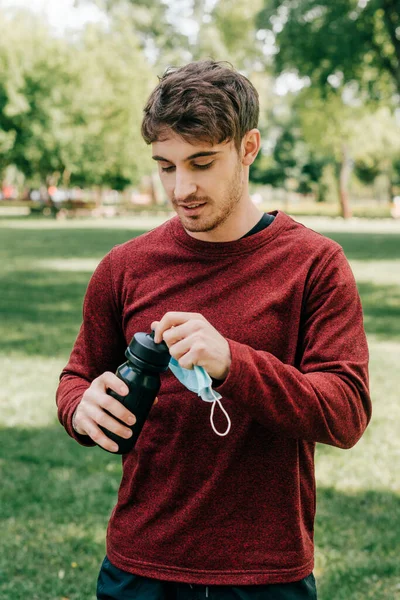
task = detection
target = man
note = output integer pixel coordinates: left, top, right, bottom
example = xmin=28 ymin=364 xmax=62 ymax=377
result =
xmin=56 ymin=60 xmax=371 ymax=599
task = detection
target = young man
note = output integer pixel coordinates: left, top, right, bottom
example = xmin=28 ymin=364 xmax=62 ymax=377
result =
xmin=56 ymin=60 xmax=371 ymax=599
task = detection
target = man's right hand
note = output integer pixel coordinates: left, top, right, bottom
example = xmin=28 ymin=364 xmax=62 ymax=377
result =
xmin=72 ymin=372 xmax=135 ymax=453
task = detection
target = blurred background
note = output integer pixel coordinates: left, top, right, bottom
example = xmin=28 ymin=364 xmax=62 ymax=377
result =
xmin=0 ymin=1 xmax=399 ymax=599
xmin=1 ymin=0 xmax=400 ymax=218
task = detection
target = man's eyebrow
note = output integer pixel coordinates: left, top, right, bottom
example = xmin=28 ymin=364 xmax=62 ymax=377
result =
xmin=152 ymin=151 xmax=222 ymax=162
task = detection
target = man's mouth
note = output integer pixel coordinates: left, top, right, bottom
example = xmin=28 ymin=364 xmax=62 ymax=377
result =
xmin=179 ymin=202 xmax=206 ymax=208
xmin=178 ymin=202 xmax=207 ymax=214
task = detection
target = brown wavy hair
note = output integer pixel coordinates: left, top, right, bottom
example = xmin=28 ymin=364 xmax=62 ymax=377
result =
xmin=141 ymin=59 xmax=259 ymax=153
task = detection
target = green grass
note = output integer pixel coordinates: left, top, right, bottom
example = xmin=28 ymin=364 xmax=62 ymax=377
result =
xmin=1 ymin=215 xmax=400 ymax=600
xmin=260 ymin=199 xmax=393 ymax=219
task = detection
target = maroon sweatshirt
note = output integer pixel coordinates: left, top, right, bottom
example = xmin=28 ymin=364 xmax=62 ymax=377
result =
xmin=56 ymin=210 xmax=371 ymax=585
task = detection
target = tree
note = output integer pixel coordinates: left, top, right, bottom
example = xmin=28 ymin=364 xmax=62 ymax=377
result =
xmin=78 ymin=0 xmax=192 ymax=69
xmin=81 ymin=0 xmax=269 ymax=72
xmin=255 ymin=0 xmax=400 ymax=216
xmin=195 ymin=0 xmax=267 ymax=70
xmin=257 ymin=0 xmax=400 ymax=100
xmin=69 ymin=20 xmax=156 ymax=188
xmin=296 ymin=87 xmax=400 ymax=216
xmin=0 ymin=10 xmax=84 ymax=185
xmin=0 ymin=9 xmax=155 ymax=189
xmin=251 ymin=118 xmax=327 ymax=202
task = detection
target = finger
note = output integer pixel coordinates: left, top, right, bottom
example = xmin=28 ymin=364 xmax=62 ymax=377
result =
xmin=168 ymin=334 xmax=195 ymax=361
xmin=94 ymin=371 xmax=129 ymax=396
xmin=150 ymin=320 xmax=160 ymax=333
xmin=162 ymin=321 xmax=199 ymax=347
xmin=153 ymin=397 xmax=159 ymax=405
xmin=152 ymin=312 xmax=204 ymax=343
xmin=177 ymin=350 xmax=198 ymax=370
xmin=81 ymin=418 xmax=120 ymax=453
xmin=92 ymin=405 xmax=134 ymax=439
xmin=99 ymin=394 xmax=136 ymax=426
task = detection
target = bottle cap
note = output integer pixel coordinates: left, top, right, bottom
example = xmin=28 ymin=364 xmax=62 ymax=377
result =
xmin=125 ymin=331 xmax=170 ymax=371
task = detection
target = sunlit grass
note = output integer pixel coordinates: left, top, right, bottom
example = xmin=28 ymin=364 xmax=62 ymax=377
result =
xmin=1 ymin=215 xmax=400 ymax=600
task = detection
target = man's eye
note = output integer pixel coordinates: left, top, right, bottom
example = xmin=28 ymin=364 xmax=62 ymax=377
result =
xmin=194 ymin=162 xmax=214 ymax=170
xmin=160 ymin=161 xmax=214 ymax=173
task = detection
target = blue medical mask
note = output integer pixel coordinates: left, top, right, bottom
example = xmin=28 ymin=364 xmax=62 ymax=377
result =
xmin=169 ymin=357 xmax=231 ymax=436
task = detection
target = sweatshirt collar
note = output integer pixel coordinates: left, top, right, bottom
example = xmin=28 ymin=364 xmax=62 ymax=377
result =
xmin=168 ymin=210 xmax=289 ymax=257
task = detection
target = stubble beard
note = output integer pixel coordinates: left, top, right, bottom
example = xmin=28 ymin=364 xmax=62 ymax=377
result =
xmin=175 ymin=161 xmax=244 ymax=233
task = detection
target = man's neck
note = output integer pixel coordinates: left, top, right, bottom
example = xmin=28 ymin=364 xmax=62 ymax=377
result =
xmin=185 ymin=202 xmax=264 ymax=243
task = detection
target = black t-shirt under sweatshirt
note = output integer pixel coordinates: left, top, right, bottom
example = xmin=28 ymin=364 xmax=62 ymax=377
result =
xmin=241 ymin=212 xmax=275 ymax=238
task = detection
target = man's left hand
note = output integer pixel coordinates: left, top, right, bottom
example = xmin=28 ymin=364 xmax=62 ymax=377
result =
xmin=151 ymin=312 xmax=231 ymax=381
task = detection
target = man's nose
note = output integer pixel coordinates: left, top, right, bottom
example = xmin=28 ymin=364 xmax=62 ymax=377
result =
xmin=173 ymin=172 xmax=197 ymax=202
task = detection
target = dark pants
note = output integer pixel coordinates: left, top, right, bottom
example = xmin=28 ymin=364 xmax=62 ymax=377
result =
xmin=97 ymin=556 xmax=317 ymax=600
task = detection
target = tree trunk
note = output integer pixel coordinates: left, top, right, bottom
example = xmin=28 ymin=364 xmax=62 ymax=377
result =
xmin=383 ymin=158 xmax=394 ymax=204
xmin=62 ymin=168 xmax=71 ymax=187
xmin=388 ymin=172 xmax=395 ymax=204
xmin=338 ymin=144 xmax=352 ymax=219
xmin=382 ymin=0 xmax=400 ymax=95
xmin=93 ymin=186 xmax=102 ymax=209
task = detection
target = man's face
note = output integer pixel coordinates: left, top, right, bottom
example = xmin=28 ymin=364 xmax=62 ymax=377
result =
xmin=152 ymin=132 xmax=245 ymax=237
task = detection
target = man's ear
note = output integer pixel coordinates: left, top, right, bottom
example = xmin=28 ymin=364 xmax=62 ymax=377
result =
xmin=241 ymin=129 xmax=261 ymax=166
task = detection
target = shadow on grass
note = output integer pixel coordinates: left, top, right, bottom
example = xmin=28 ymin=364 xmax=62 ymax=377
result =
xmin=1 ymin=425 xmax=399 ymax=600
xmin=0 ymin=270 xmax=91 ymax=356
xmin=0 ymin=227 xmax=147 ymax=260
xmin=0 ymin=425 xmax=120 ymax=522
xmin=358 ymin=281 xmax=400 ymax=341
xmin=315 ymin=487 xmax=400 ymax=600
xmin=0 ymin=228 xmax=146 ymax=357
xmin=0 ymin=425 xmax=120 ymax=600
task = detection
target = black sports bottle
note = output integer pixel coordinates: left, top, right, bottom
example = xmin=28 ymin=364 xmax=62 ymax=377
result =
xmin=99 ymin=331 xmax=170 ymax=454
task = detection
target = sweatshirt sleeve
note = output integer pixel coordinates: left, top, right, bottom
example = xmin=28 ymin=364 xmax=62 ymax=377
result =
xmin=56 ymin=250 xmax=126 ymax=446
xmin=216 ymin=248 xmax=371 ymax=449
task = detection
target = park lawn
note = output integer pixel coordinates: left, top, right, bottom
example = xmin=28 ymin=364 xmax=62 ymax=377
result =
xmin=0 ymin=215 xmax=399 ymax=600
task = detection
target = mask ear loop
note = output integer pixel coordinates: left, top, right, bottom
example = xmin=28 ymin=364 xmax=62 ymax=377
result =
xmin=210 ymin=399 xmax=231 ymax=436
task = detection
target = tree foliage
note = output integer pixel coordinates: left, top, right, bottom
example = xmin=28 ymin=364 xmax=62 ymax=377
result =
xmin=70 ymin=21 xmax=155 ymax=188
xmin=1 ymin=0 xmax=271 ymax=188
xmin=80 ymin=0 xmax=193 ymax=69
xmin=297 ymin=87 xmax=400 ymax=172
xmin=2 ymin=0 xmax=400 ymax=202
xmin=0 ymin=11 xmax=82 ymax=182
xmin=0 ymin=9 xmax=155 ymax=188
xmin=255 ymin=0 xmax=400 ymax=215
xmin=83 ymin=0 xmax=268 ymax=71
xmin=251 ymin=109 xmax=327 ymax=197
xmin=257 ymin=0 xmax=400 ymax=100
